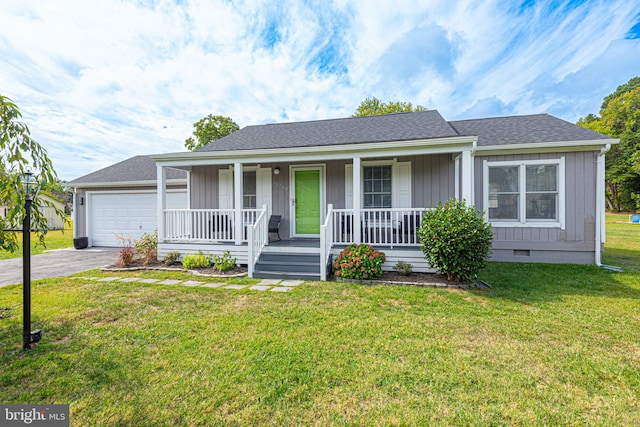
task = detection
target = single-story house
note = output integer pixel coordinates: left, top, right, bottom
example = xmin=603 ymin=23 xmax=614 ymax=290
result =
xmin=70 ymin=111 xmax=618 ymax=280
xmin=68 ymin=155 xmax=188 ymax=246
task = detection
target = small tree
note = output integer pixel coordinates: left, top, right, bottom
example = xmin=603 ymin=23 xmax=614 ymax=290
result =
xmin=1 ymin=95 xmax=64 ymax=252
xmin=417 ymin=199 xmax=493 ymax=283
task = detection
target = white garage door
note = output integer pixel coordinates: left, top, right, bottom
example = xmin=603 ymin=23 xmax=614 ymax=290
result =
xmin=89 ymin=191 xmax=187 ymax=247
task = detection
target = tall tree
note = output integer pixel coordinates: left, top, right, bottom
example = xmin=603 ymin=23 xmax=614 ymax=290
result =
xmin=184 ymin=114 xmax=240 ymax=151
xmin=352 ymin=97 xmax=427 ymax=117
xmin=578 ymin=77 xmax=640 ymax=211
xmin=0 ymin=95 xmax=65 ymax=252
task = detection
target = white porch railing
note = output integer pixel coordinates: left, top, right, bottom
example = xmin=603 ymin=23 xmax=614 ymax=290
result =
xmin=164 ymin=209 xmax=261 ymax=242
xmin=319 ymin=204 xmax=334 ymax=281
xmin=330 ymin=208 xmax=427 ymax=246
xmin=248 ymin=205 xmax=268 ymax=278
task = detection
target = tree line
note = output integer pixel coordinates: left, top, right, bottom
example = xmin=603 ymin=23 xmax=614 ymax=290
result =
xmin=577 ymin=77 xmax=640 ymax=211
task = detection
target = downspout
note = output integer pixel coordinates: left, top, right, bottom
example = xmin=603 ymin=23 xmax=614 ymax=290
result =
xmin=595 ymin=144 xmax=611 ymax=266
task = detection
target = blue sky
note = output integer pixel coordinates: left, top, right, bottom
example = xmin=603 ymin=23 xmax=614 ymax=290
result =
xmin=1 ymin=0 xmax=639 ymax=180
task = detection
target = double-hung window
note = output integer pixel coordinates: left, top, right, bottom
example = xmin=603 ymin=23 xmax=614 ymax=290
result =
xmin=484 ymin=158 xmax=564 ymax=228
xmin=363 ymin=165 xmax=392 ymax=209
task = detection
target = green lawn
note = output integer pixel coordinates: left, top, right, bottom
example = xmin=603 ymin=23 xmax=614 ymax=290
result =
xmin=0 ymin=221 xmax=74 ymax=260
xmin=0 ymin=216 xmax=639 ymax=425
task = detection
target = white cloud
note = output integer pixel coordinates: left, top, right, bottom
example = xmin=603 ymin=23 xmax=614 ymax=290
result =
xmin=0 ymin=0 xmax=639 ymax=180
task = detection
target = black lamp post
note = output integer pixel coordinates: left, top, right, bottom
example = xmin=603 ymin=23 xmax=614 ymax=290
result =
xmin=22 ymin=170 xmax=41 ymax=350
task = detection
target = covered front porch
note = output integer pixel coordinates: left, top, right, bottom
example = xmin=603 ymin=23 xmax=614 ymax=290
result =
xmin=158 ymin=205 xmax=434 ymax=280
xmin=153 ymin=134 xmax=477 ymax=280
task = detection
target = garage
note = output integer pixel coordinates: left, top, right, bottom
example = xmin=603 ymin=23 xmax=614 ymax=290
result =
xmin=89 ymin=190 xmax=187 ymax=247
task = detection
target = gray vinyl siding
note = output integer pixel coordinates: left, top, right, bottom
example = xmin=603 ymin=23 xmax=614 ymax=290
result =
xmin=407 ymin=153 xmax=455 ymax=207
xmin=188 ymin=155 xmax=454 ymax=241
xmin=190 ymin=165 xmax=222 ymax=209
xmin=75 ymin=189 xmax=87 ymax=237
xmin=473 ymin=151 xmax=598 ymax=264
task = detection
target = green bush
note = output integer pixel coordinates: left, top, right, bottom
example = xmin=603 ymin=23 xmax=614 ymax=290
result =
xmin=210 ymin=250 xmax=237 ymax=272
xmin=163 ymin=251 xmax=181 ymax=266
xmin=182 ymin=251 xmax=211 ymax=269
xmin=417 ymin=199 xmax=493 ymax=283
xmin=333 ymin=244 xmax=385 ymax=280
xmin=392 ymin=260 xmax=413 ymax=276
xmin=134 ymin=230 xmax=157 ymax=265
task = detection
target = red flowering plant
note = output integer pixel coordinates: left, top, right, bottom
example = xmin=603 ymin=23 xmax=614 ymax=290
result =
xmin=333 ymin=244 xmax=385 ymax=280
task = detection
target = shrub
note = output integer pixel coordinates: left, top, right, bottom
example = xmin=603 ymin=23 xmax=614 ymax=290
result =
xmin=333 ymin=244 xmax=385 ymax=280
xmin=134 ymin=230 xmax=158 ymax=265
xmin=417 ymin=198 xmax=493 ymax=283
xmin=163 ymin=251 xmax=181 ymax=266
xmin=182 ymin=251 xmax=211 ymax=269
xmin=393 ymin=260 xmax=413 ymax=276
xmin=114 ymin=233 xmax=135 ymax=267
xmin=210 ymin=250 xmax=237 ymax=272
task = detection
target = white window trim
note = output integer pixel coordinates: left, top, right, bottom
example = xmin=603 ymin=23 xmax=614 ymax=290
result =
xmin=483 ymin=158 xmax=565 ymax=229
xmin=362 ymin=161 xmax=393 ymax=209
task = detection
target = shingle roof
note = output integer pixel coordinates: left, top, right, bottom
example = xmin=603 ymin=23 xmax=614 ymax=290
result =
xmin=196 ymin=110 xmax=460 ymax=152
xmin=68 ymin=155 xmax=187 ymax=185
xmin=71 ymin=112 xmax=613 ymax=187
xmin=449 ymin=114 xmax=611 ymax=146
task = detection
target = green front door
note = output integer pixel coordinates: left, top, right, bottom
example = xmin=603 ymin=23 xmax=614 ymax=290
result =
xmin=294 ymin=169 xmax=321 ymax=235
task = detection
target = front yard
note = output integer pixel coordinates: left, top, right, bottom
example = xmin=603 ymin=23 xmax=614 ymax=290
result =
xmin=0 ymin=221 xmax=73 ymax=260
xmin=0 ymin=214 xmax=638 ymax=425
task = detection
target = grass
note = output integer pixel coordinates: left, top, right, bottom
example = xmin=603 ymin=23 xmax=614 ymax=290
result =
xmin=0 ymin=216 xmax=639 ymax=425
xmin=0 ymin=221 xmax=74 ymax=260
xmin=604 ymin=213 xmax=640 ymax=273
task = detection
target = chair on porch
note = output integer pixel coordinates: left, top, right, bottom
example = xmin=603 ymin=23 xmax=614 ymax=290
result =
xmin=209 ymin=215 xmax=231 ymax=240
xmin=393 ymin=213 xmax=422 ymax=244
xmin=268 ymin=215 xmax=281 ymax=241
xmin=340 ymin=214 xmax=372 ymax=243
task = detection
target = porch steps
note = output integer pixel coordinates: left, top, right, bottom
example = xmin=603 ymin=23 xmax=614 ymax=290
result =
xmin=253 ymin=252 xmax=325 ymax=281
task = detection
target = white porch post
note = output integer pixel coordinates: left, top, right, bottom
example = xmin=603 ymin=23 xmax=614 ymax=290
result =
xmin=186 ymin=170 xmax=191 ymax=209
xmin=234 ymin=162 xmax=243 ymax=245
xmin=461 ymin=149 xmax=473 ymax=203
xmin=453 ymin=154 xmax=461 ymax=201
xmin=157 ymin=164 xmax=167 ymax=242
xmin=353 ymin=156 xmax=362 ymax=244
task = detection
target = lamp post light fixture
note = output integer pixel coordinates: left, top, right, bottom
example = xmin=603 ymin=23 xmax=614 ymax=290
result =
xmin=22 ymin=169 xmax=42 ymax=350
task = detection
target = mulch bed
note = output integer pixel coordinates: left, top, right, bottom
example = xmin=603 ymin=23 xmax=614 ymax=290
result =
xmin=101 ymin=260 xmax=248 ymax=277
xmin=338 ymin=271 xmax=485 ymax=289
xmin=102 ymin=260 xmax=485 ymax=288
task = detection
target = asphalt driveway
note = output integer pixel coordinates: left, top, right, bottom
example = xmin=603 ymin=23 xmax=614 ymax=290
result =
xmin=0 ymin=247 xmax=119 ymax=287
